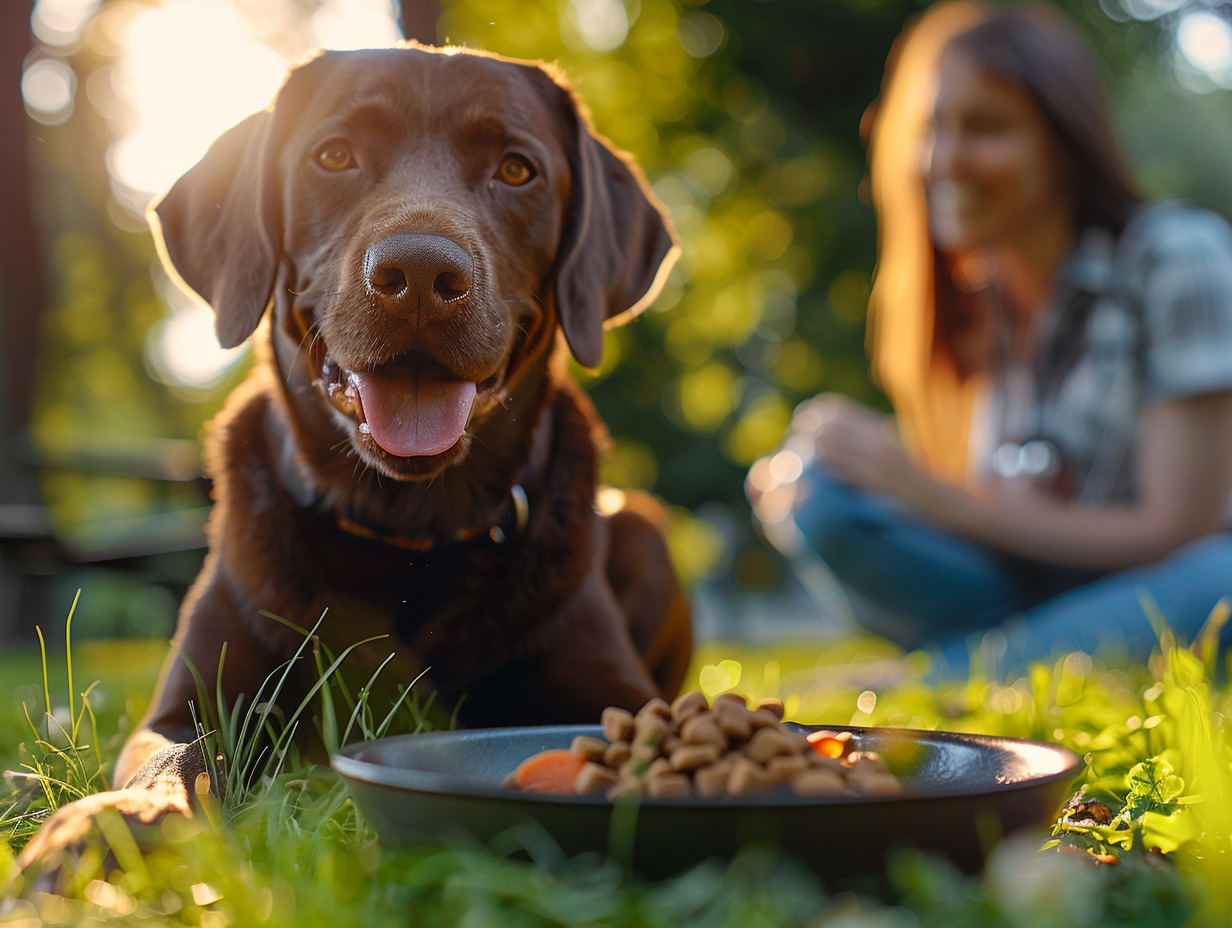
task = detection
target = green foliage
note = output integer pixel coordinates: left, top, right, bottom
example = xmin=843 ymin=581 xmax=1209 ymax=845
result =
xmin=27 ymin=0 xmax=920 ymax=601
xmin=29 ymin=0 xmax=1232 ymax=609
xmin=440 ymin=0 xmax=897 ymax=502
xmin=1 ymin=594 xmax=111 ymax=852
xmin=1124 ymin=756 xmax=1185 ymax=819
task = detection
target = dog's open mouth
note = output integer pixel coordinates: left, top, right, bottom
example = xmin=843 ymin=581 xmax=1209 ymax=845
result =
xmin=318 ymin=354 xmax=477 ymax=458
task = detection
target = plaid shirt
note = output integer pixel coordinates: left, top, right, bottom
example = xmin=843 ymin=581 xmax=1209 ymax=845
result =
xmin=972 ymin=201 xmax=1232 ymax=511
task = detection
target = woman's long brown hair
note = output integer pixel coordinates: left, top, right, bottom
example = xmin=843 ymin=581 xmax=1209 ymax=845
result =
xmin=864 ymin=2 xmax=1142 ymax=482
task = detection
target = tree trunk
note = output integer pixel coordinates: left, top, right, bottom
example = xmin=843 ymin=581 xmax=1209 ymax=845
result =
xmin=398 ymin=0 xmax=440 ymax=45
xmin=0 ymin=0 xmax=60 ymax=641
xmin=1 ymin=0 xmax=45 ymax=461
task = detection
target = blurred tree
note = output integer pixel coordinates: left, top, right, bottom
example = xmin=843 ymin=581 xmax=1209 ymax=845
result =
xmin=439 ymin=0 xmax=922 ymax=591
xmin=1 ymin=0 xmax=60 ymax=640
xmin=16 ymin=0 xmax=1232 ymax=637
xmin=398 ymin=0 xmax=440 ymax=42
xmin=2 ymin=1 xmax=46 ymax=452
xmin=442 ymin=0 xmax=1232 ymax=598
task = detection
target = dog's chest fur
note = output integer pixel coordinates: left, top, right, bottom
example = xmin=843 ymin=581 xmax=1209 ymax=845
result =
xmin=202 ymin=366 xmax=604 ymax=701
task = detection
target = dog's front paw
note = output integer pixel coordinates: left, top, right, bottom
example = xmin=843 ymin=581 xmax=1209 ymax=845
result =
xmin=120 ymin=740 xmax=216 ymax=797
xmin=16 ymin=742 xmax=215 ymax=879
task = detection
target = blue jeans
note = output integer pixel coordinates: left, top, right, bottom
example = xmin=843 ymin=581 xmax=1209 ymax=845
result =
xmin=788 ymin=466 xmax=1232 ymax=675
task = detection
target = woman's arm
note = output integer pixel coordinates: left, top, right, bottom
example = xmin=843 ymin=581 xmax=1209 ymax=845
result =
xmin=813 ymin=392 xmax=1232 ymax=571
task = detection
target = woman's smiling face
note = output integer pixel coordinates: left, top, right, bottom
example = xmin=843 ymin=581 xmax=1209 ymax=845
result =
xmin=924 ymin=48 xmax=1074 ymax=254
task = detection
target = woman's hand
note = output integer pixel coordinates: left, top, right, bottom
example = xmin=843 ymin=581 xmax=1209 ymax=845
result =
xmin=792 ymin=391 xmax=1232 ymax=571
xmin=802 ymin=395 xmax=933 ymax=506
xmin=904 ymin=393 xmax=1231 ymax=569
xmin=768 ymin=388 xmax=1232 ymax=572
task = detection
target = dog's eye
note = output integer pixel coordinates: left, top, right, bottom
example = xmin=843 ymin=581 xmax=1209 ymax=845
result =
xmin=315 ymin=141 xmax=356 ymax=172
xmin=495 ymin=154 xmax=536 ymax=187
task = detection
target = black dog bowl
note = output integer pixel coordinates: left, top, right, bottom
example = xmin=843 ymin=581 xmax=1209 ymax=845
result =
xmin=332 ymin=724 xmax=1081 ymax=878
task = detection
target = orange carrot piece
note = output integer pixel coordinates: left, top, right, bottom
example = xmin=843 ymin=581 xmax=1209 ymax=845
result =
xmin=510 ymin=749 xmax=587 ymax=795
xmin=807 ymin=732 xmax=848 ymax=759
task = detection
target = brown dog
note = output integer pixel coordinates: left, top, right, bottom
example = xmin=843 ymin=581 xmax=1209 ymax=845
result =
xmin=20 ymin=44 xmax=690 ymax=866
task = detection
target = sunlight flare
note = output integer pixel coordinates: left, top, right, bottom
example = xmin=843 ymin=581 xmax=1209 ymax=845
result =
xmin=96 ymin=0 xmax=401 ymax=388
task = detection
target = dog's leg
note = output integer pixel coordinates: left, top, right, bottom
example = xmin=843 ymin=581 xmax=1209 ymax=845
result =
xmin=19 ymin=567 xmax=281 ymax=874
xmin=603 ymin=493 xmax=693 ymax=699
xmin=120 ymin=579 xmax=279 ymax=773
xmin=118 ymin=564 xmax=284 ymax=783
xmin=476 ymin=513 xmax=686 ymax=724
xmin=510 ymin=589 xmax=664 ymax=723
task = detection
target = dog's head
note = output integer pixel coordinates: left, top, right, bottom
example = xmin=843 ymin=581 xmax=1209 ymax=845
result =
xmin=151 ymin=45 xmax=676 ymax=480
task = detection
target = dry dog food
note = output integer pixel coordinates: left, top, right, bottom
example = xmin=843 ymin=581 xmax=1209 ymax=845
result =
xmin=504 ymin=691 xmax=903 ymax=800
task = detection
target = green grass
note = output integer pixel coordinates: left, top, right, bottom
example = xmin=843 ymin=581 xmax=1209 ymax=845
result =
xmin=1 ymin=599 xmax=1231 ymax=927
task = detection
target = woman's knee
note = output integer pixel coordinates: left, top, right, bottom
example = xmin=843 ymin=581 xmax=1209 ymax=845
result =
xmin=1013 ymin=532 xmax=1232 ymax=662
xmin=788 ymin=466 xmax=883 ymax=566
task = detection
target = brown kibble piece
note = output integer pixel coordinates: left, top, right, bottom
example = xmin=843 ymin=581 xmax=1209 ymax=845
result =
xmin=760 ymin=761 xmax=797 ymax=788
xmin=669 ymin=741 xmax=723 ymax=771
xmin=644 ymin=773 xmax=692 ymax=799
xmin=746 ymin=727 xmax=805 ymax=764
xmin=749 ymin=707 xmax=784 ymax=729
xmin=510 ymin=694 xmax=902 ymax=801
xmin=756 ymin=697 xmax=785 ymax=719
xmin=642 ymin=757 xmax=673 ymax=781
xmin=680 ymin=713 xmax=726 ymax=748
xmin=602 ymin=706 xmax=635 ymax=743
xmin=766 ymin=754 xmax=808 ymax=780
xmin=635 ymin=712 xmax=670 ymax=739
xmin=574 ymin=762 xmax=620 ymax=795
xmin=570 ymin=735 xmax=609 ymax=762
xmin=727 ymin=757 xmax=773 ymax=797
xmin=606 ymin=779 xmax=642 ymax=800
xmin=670 ymin=691 xmax=709 ymax=723
xmin=851 ymin=773 xmax=904 ymax=796
xmin=713 ymin=702 xmax=754 ymax=741
xmin=636 ymin=697 xmax=671 ymax=725
xmin=807 ymin=752 xmax=846 ymax=773
xmin=632 ymin=714 xmax=670 ymax=758
xmin=783 ymin=730 xmax=810 ymax=753
xmin=693 ymin=761 xmax=731 ymax=798
xmin=712 ymin=693 xmax=748 ymax=710
xmin=604 ymin=740 xmax=631 ymax=768
xmin=791 ymin=767 xmax=846 ymax=797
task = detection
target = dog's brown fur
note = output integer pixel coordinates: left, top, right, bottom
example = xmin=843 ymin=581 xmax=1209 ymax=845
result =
xmin=20 ymin=44 xmax=690 ymax=868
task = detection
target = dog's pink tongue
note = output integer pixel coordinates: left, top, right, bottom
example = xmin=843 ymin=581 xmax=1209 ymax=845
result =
xmin=355 ymin=370 xmax=476 ymax=457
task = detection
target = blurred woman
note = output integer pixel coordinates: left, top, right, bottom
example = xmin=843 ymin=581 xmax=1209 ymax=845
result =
xmin=749 ymin=1 xmax=1232 ymax=672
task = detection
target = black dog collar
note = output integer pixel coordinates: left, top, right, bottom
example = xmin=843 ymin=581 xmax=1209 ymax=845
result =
xmin=277 ymin=440 xmax=530 ymax=551
xmin=334 ymin=483 xmax=529 ymax=550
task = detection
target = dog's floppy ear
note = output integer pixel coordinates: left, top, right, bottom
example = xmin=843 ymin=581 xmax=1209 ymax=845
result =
xmin=149 ymin=106 xmax=282 ymax=349
xmin=546 ymin=77 xmax=679 ymax=370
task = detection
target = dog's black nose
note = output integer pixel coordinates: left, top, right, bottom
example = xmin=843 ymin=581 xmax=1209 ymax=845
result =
xmin=363 ymin=234 xmax=473 ymax=313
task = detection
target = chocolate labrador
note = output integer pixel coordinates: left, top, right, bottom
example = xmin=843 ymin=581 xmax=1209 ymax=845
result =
xmin=20 ymin=44 xmax=691 ymax=866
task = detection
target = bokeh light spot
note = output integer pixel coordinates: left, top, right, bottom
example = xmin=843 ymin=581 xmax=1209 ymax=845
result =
xmin=564 ymin=0 xmax=632 ymax=51
xmin=22 ymin=57 xmax=77 ymax=125
xmin=1177 ymin=9 xmax=1232 ymax=85
xmin=32 ymin=0 xmax=102 ymax=47
xmin=675 ymin=361 xmax=739 ymax=432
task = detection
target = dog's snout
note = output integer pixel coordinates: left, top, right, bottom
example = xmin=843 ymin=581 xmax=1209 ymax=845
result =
xmin=363 ymin=234 xmax=473 ymax=312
